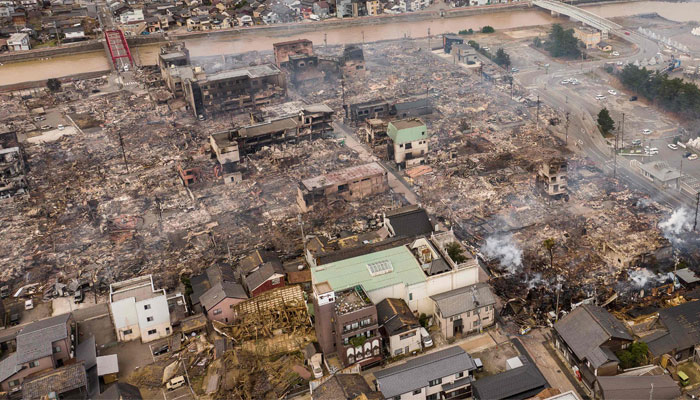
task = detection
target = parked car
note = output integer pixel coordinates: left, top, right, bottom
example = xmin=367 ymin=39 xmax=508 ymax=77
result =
xmin=511 ymin=67 xmax=519 ymax=73
xmin=40 ymin=125 xmax=51 ymax=130
xmin=57 ymin=124 xmax=65 ymax=130
xmin=595 ymin=94 xmax=606 ymax=100
xmin=629 ymin=96 xmax=638 ymax=101
xmin=310 ymin=359 xmax=323 ymax=378
xmin=690 ymin=154 xmax=698 ymax=160
xmin=153 ymin=344 xmax=169 ymax=356
xmin=684 ymin=152 xmax=692 ymax=158
xmin=612 ymin=51 xmax=620 ymax=56
xmin=668 ymin=144 xmax=678 ymax=150
xmin=632 ymin=139 xmax=642 ymax=146
xmin=166 ymin=376 xmax=186 ymax=390
xmin=24 ymin=299 xmax=33 ymax=310
xmin=608 ymin=90 xmax=617 ymax=95
xmin=474 ymin=358 xmax=484 ymax=372
xmin=74 ymin=289 xmax=84 ymax=303
xmin=642 ymin=129 xmax=652 ymax=135
xmin=420 ymin=327 xmax=433 ymax=348
xmin=9 ymin=312 xmax=20 ymax=326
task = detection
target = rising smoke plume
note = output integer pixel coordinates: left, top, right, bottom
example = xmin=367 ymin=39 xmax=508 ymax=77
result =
xmin=482 ymin=234 xmax=523 ymax=273
xmin=659 ymin=207 xmax=693 ymax=245
xmin=628 ymin=269 xmax=674 ymax=288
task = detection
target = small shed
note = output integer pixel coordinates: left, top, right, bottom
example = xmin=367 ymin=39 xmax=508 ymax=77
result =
xmin=97 ymin=354 xmax=119 ymax=384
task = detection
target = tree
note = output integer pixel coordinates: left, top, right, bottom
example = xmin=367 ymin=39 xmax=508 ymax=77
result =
xmin=46 ymin=78 xmax=61 ymax=92
xmin=481 ymin=26 xmax=495 ymax=34
xmin=494 ymin=48 xmax=511 ymax=69
xmin=546 ymin=24 xmax=581 ymax=58
xmin=542 ymin=238 xmax=555 ymax=269
xmin=533 ymin=36 xmax=542 ymax=48
xmin=597 ymin=108 xmax=615 ymax=135
xmin=446 ymin=242 xmax=467 ymax=263
xmin=616 ymin=342 xmax=649 ymax=369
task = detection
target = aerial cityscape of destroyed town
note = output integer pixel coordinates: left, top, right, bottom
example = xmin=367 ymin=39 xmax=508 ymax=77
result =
xmin=1 ymin=0 xmax=700 ymax=399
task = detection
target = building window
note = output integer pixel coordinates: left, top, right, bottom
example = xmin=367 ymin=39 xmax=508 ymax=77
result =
xmin=413 ymin=389 xmax=421 ymax=395
xmin=405 ymin=142 xmax=412 ymax=150
xmin=213 ymin=309 xmax=222 ymax=315
xmin=29 ymin=361 xmax=39 ymax=368
xmin=148 ymin=329 xmax=157 ymax=335
xmin=123 ymin=329 xmax=133 ymax=335
xmin=344 ymin=337 xmax=349 ymax=345
xmin=351 ymin=322 xmax=359 ymax=330
xmin=427 ymin=393 xmax=439 ymax=400
xmin=147 ymin=316 xmax=154 ymax=322
xmin=455 ymin=371 xmax=464 ymax=379
xmin=144 ymin=304 xmax=152 ymax=310
xmin=474 ymin=320 xmax=480 ymax=327
xmin=399 ymin=331 xmax=416 ymax=341
xmin=166 ymin=327 xmax=170 ymax=333
xmin=8 ymin=380 xmax=19 ymax=388
xmin=54 ymin=346 xmax=61 ymax=353
xmin=409 ymin=293 xmax=413 ymax=301
xmin=428 ymin=378 xmax=442 ymax=387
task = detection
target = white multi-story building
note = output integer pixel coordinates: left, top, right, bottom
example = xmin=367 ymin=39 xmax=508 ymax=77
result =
xmin=109 ymin=275 xmax=172 ymax=343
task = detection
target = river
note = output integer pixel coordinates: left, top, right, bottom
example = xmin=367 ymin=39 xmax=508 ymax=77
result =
xmin=1 ymin=1 xmax=699 ymax=86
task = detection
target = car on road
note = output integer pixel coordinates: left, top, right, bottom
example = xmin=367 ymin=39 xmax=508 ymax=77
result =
xmin=612 ymin=51 xmax=620 ymax=56
xmin=25 ymin=299 xmax=33 ymax=310
xmin=57 ymin=124 xmax=65 ymax=130
xmin=561 ymin=79 xmax=570 ymax=85
xmin=684 ymin=152 xmax=693 ymax=158
xmin=624 ymin=31 xmax=630 ymax=35
xmin=33 ymin=116 xmax=45 ymax=122
xmin=482 ymin=47 xmax=490 ymax=52
xmin=630 ymin=96 xmax=638 ymax=101
xmin=642 ymin=129 xmax=652 ymax=135
xmin=617 ymin=61 xmax=624 ymax=66
xmin=668 ymin=144 xmax=678 ymax=150
xmin=511 ymin=67 xmax=519 ymax=73
xmin=595 ymin=95 xmax=606 ymax=100
xmin=632 ymin=139 xmax=642 ymax=146
xmin=152 ymin=344 xmax=169 ymax=356
xmin=690 ymin=154 xmax=699 ymax=160
xmin=608 ymin=90 xmax=617 ymax=95
xmin=74 ymin=289 xmax=84 ymax=303
xmin=40 ymin=125 xmax=51 ymax=130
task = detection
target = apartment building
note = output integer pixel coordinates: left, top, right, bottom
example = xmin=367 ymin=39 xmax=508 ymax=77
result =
xmin=537 ymin=157 xmax=568 ymax=197
xmin=273 ymin=39 xmax=313 ymax=66
xmin=573 ymin=27 xmax=602 ymax=49
xmin=313 ymin=284 xmax=383 ymax=368
xmin=109 ymin=275 xmax=172 ymax=343
xmin=375 ymin=346 xmax=477 ymax=400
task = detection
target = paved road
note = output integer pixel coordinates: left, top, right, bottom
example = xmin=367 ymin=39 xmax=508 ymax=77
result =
xmin=515 ymin=32 xmax=696 ymax=209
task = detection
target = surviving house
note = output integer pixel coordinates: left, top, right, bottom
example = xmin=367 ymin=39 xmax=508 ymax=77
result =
xmin=574 ymin=26 xmax=602 ymax=49
xmin=594 ymin=375 xmax=680 ymax=400
xmin=537 ymin=158 xmax=568 ymax=197
xmin=471 ymin=355 xmax=548 ymax=400
xmin=190 ymin=264 xmax=237 ymax=312
xmin=238 ymin=249 xmax=286 ymax=297
xmin=376 ymin=298 xmax=422 ymax=357
xmin=199 ymin=281 xmax=248 ymax=323
xmin=7 ymin=32 xmax=29 ymax=51
xmin=452 ymin=44 xmax=479 ymax=65
xmin=383 ymin=205 xmax=433 ymax=238
xmin=646 ymin=300 xmax=700 ymax=362
xmin=637 ymin=161 xmax=680 ymax=189
xmin=374 ymin=346 xmax=476 ymax=400
xmin=109 ymin=275 xmax=173 ymax=343
xmin=313 ymin=284 xmax=383 ymax=368
xmin=0 ymin=313 xmax=76 ymax=394
xmin=431 ymin=282 xmax=497 ymax=339
xmin=297 ymin=162 xmax=389 ymax=212
xmin=387 ymin=119 xmax=429 ymax=168
xmin=21 ymin=361 xmax=88 ymax=400
xmin=553 ymin=305 xmax=634 ymax=390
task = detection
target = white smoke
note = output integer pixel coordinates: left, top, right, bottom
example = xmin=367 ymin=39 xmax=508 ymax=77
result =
xmin=525 ymin=273 xmax=544 ymax=290
xmin=482 ymin=234 xmax=523 ymax=273
xmin=628 ymin=269 xmax=674 ymax=288
xmin=659 ymin=208 xmax=693 ymax=245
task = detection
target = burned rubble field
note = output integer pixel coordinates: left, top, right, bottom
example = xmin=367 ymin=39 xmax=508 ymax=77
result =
xmin=0 ymin=39 xmax=688 ymax=309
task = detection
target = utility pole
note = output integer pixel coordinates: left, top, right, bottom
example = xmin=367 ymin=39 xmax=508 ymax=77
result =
xmin=536 ymin=95 xmax=540 ymax=129
xmin=614 ymin=117 xmax=620 ymax=179
xmin=427 ymin=27 xmax=431 ymax=50
xmin=324 ymin=33 xmax=327 ymax=47
xmin=361 ymin=30 xmax=365 ymax=43
xmin=694 ymin=191 xmax=700 ymax=231
xmin=298 ymin=214 xmax=306 ymax=254
xmin=116 ymin=129 xmax=129 ymax=173
xmin=621 ymin=112 xmax=625 ymax=148
xmin=565 ymin=112 xmax=570 ymax=145
xmin=679 ymin=157 xmax=684 ymax=192
xmin=555 ymin=275 xmax=561 ymax=322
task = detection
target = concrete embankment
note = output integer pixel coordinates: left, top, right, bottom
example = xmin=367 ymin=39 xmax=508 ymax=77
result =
xmin=0 ymin=41 xmax=104 ymax=64
xmin=0 ymin=69 xmax=111 ymax=92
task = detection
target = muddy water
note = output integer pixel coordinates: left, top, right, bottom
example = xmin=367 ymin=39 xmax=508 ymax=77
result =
xmin=0 ymin=51 xmax=111 ymax=86
xmin=2 ymin=1 xmax=699 ymax=85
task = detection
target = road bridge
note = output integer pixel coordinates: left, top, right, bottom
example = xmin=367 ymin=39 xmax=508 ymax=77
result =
xmin=532 ymin=0 xmax=622 ymax=37
xmin=104 ymin=29 xmax=133 ymax=71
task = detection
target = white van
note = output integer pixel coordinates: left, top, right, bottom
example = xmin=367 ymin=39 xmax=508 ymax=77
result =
xmin=420 ymin=327 xmax=433 ymax=348
xmin=166 ymin=376 xmax=186 ymax=391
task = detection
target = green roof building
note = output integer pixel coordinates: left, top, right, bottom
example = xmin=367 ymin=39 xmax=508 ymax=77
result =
xmin=386 ymin=119 xmax=429 ymax=167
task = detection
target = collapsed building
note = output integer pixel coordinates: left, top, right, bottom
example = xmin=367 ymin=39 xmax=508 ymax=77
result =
xmin=209 ymin=101 xmax=334 ymax=183
xmin=349 ymin=96 xmax=432 ymax=123
xmin=157 ymin=42 xmax=191 ymax=96
xmin=296 ymin=162 xmax=388 ymax=212
xmin=0 ymin=131 xmax=27 ymax=200
xmin=273 ymin=39 xmax=314 ymax=67
xmin=340 ymin=44 xmax=366 ymax=79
